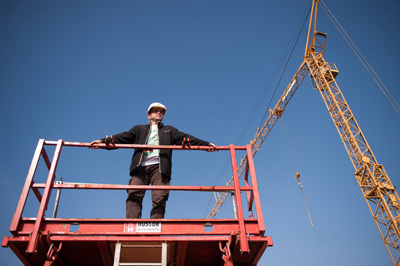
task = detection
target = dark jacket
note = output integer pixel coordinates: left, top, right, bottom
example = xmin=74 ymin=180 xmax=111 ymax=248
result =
xmin=102 ymin=122 xmax=210 ymax=179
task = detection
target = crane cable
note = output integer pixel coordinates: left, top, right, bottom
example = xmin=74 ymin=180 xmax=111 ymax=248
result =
xmin=280 ymin=118 xmax=314 ymax=226
xmin=258 ymin=3 xmax=311 ymax=129
xmin=320 ymin=0 xmax=400 ymax=117
xmin=203 ymin=2 xmax=312 ymax=219
xmin=295 ymin=171 xmax=314 ymax=227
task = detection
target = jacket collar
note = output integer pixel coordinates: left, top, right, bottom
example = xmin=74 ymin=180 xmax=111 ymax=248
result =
xmin=147 ymin=121 xmax=164 ymax=128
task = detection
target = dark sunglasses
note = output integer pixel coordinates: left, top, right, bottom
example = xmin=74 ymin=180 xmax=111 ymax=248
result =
xmin=151 ymin=109 xmax=165 ymax=114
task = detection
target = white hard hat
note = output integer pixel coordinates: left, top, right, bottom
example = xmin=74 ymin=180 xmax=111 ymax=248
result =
xmin=147 ymin=102 xmax=167 ymax=114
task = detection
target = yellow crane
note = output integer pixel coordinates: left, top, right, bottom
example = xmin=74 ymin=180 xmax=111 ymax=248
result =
xmin=207 ymin=1 xmax=400 ymax=265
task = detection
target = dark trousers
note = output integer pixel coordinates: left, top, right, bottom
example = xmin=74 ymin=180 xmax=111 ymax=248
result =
xmin=126 ymin=164 xmax=170 ymax=219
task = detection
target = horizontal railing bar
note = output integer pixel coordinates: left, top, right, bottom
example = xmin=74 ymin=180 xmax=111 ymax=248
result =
xmin=14 ymin=218 xmax=263 ymax=236
xmin=5 ymin=235 xmax=272 ymax=243
xmin=43 ymin=141 xmax=247 ymax=151
xmin=32 ymin=183 xmax=253 ymax=192
xmin=20 ymin=217 xmax=259 ymax=222
xmin=19 ymin=218 xmax=260 ymax=225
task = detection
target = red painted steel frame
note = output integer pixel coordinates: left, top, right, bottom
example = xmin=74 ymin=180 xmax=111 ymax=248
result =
xmin=230 ymin=144 xmax=249 ymax=254
xmin=27 ymin=140 xmax=63 ymax=254
xmin=3 ymin=139 xmax=272 ymax=266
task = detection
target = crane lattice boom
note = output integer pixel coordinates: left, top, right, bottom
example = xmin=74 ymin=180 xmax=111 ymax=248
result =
xmin=207 ymin=61 xmax=309 ymax=218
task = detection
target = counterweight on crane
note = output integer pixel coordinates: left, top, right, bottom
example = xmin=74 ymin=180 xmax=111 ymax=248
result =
xmin=208 ymin=0 xmax=400 ymax=265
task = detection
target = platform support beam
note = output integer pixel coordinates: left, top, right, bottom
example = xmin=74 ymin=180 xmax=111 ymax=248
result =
xmin=176 ymin=242 xmax=187 ymax=266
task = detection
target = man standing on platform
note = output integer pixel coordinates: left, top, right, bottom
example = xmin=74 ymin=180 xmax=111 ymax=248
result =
xmin=91 ymin=102 xmax=215 ymax=219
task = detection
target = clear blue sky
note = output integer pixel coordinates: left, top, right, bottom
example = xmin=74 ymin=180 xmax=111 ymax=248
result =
xmin=1 ymin=0 xmax=399 ymax=265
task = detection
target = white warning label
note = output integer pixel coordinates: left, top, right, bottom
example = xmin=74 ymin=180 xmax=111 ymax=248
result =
xmin=135 ymin=222 xmax=162 ymax=233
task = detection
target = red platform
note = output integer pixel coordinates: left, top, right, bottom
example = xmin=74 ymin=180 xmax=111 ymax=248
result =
xmin=2 ymin=140 xmax=272 ymax=265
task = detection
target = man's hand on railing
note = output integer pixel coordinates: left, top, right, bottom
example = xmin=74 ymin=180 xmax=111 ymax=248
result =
xmin=90 ymin=135 xmax=117 ymax=149
xmin=207 ymin=142 xmax=217 ymax=152
xmin=90 ymin=139 xmax=103 ymax=149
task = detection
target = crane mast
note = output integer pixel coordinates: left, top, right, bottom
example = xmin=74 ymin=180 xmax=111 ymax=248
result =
xmin=305 ymin=30 xmax=400 ymax=266
xmin=208 ymin=0 xmax=400 ymax=264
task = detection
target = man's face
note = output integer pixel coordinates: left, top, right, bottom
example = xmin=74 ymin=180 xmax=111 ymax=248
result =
xmin=147 ymin=108 xmax=165 ymax=122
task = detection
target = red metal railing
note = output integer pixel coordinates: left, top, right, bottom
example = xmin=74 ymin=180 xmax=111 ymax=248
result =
xmin=3 ymin=139 xmax=271 ymax=265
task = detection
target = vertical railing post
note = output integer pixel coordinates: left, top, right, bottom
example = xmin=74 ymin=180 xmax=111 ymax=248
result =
xmin=231 ymin=192 xmax=238 ymax=219
xmin=27 ymin=140 xmax=63 ymax=254
xmin=230 ymin=144 xmax=249 ymax=254
xmin=9 ymin=139 xmax=45 ymax=233
xmin=243 ymin=161 xmax=253 ymax=213
xmin=246 ymin=145 xmax=265 ymax=234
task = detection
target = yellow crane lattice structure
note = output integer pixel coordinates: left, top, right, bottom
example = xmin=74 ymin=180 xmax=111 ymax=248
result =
xmin=207 ymin=1 xmax=400 ymax=265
